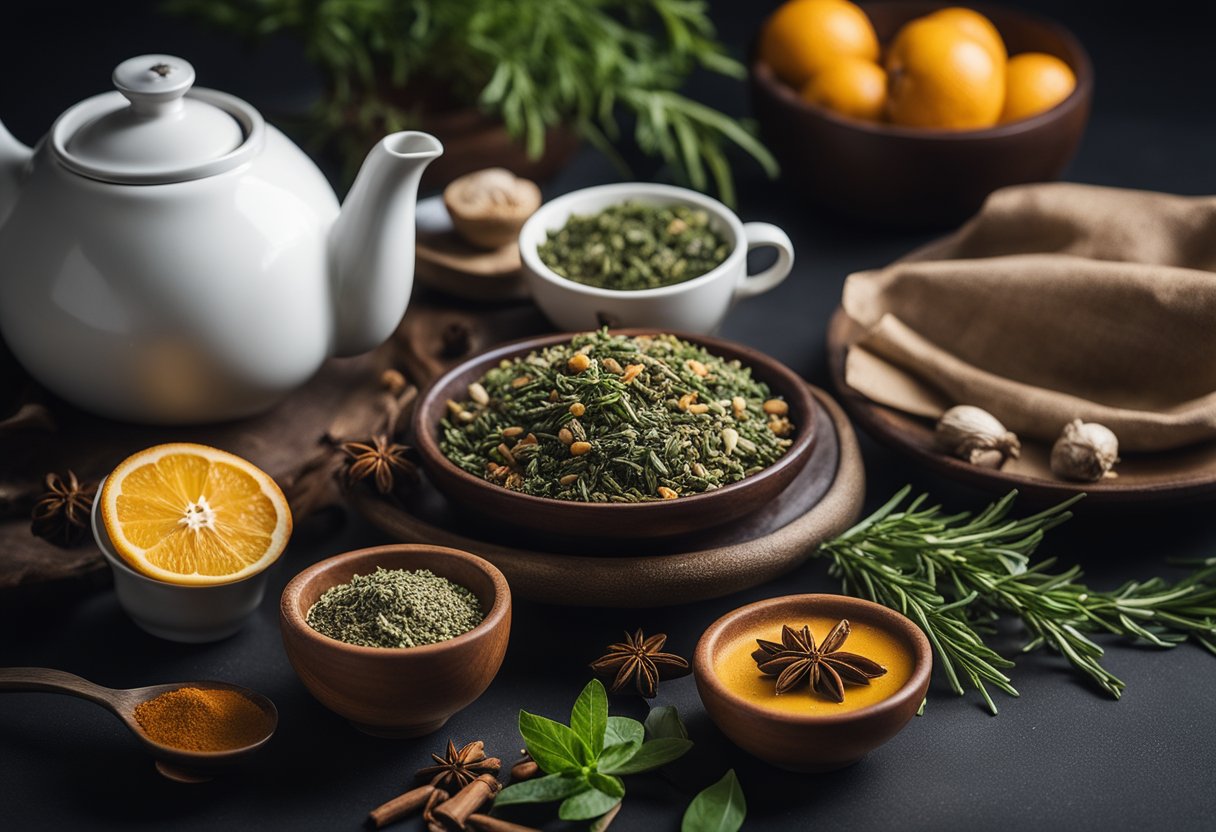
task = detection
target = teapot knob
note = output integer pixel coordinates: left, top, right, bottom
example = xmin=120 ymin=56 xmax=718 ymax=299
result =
xmin=112 ymin=55 xmax=196 ymax=115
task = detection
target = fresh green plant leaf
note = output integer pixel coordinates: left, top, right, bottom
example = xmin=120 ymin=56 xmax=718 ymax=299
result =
xmin=571 ymin=678 xmax=609 ymax=756
xmin=600 ymin=737 xmax=693 ymax=775
xmin=587 ymin=772 xmax=625 ymax=798
xmin=644 ymin=705 xmax=688 ymax=740
xmin=604 ymin=715 xmax=644 ymax=748
xmin=560 ymin=787 xmax=622 ymax=821
xmin=598 ymin=740 xmax=642 ymax=773
xmin=495 ymin=773 xmax=588 ymax=807
xmin=682 ymin=770 xmax=746 ymax=832
xmin=518 ymin=710 xmax=589 ymax=772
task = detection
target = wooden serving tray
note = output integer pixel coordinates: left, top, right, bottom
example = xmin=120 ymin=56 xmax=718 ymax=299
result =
xmin=827 ymin=308 xmax=1216 ymax=505
xmin=350 ymin=385 xmax=866 ymax=606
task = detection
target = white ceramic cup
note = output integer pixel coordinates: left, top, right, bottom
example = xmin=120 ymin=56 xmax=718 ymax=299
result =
xmin=518 ymin=183 xmax=795 ymax=333
xmin=91 ymin=484 xmax=269 ymax=643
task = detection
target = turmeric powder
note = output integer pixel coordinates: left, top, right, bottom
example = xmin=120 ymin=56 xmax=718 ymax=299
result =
xmin=134 ymin=687 xmax=271 ymax=752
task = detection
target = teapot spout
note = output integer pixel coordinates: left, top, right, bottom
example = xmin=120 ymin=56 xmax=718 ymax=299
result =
xmin=0 ymin=119 xmax=32 ymax=225
xmin=328 ymin=131 xmax=443 ymax=357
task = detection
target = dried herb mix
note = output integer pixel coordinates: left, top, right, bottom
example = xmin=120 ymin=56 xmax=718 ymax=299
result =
xmin=537 ymin=202 xmax=730 ymax=291
xmin=306 ymin=567 xmax=484 ymax=648
xmin=439 ymin=330 xmax=795 ymax=502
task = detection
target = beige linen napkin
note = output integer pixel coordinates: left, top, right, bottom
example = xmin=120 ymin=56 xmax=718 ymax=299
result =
xmin=843 ymin=183 xmax=1216 ymax=452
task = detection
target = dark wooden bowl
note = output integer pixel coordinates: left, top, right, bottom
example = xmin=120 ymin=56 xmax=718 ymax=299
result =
xmin=749 ymin=1 xmax=1093 ymax=227
xmin=280 ymin=545 xmax=511 ymax=737
xmin=412 ymin=330 xmax=817 ymax=540
xmin=694 ymin=594 xmax=931 ymax=772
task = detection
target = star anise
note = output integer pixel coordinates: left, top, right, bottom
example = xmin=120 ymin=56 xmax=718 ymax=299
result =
xmin=752 ymin=620 xmax=887 ymax=703
xmin=590 ymin=629 xmax=691 ymax=698
xmin=340 ymin=434 xmax=418 ymax=496
xmin=30 ymin=471 xmax=96 ymax=547
xmin=416 ymin=740 xmax=501 ymax=791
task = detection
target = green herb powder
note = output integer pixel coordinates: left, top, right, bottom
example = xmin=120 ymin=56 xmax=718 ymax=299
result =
xmin=439 ymin=330 xmax=794 ymax=502
xmin=306 ymin=568 xmax=484 ymax=648
xmin=537 ymin=202 xmax=730 ymax=291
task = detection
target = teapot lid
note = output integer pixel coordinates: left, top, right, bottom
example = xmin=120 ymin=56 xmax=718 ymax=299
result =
xmin=50 ymin=55 xmax=265 ymax=185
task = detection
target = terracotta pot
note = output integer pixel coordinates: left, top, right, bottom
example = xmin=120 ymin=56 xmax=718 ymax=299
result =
xmin=280 ymin=544 xmax=511 ymax=737
xmin=749 ymin=1 xmax=1093 ymax=227
xmin=695 ymin=593 xmax=932 ymax=772
xmin=411 ymin=330 xmax=818 ymax=541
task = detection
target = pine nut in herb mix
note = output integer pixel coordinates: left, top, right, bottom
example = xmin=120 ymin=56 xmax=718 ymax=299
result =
xmin=537 ymin=202 xmax=730 ymax=291
xmin=439 ymin=330 xmax=795 ymax=502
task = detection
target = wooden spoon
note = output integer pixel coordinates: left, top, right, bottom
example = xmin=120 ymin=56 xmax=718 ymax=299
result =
xmin=0 ymin=667 xmax=277 ymax=782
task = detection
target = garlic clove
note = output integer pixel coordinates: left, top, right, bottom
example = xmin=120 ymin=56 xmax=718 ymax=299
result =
xmin=935 ymin=405 xmax=1021 ymax=469
xmin=444 ymin=168 xmax=542 ymax=250
xmin=1050 ymin=419 xmax=1120 ymax=482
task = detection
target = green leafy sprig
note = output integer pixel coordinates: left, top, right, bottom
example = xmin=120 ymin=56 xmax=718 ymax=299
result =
xmin=817 ymin=487 xmax=1216 ymax=714
xmin=165 ymin=0 xmax=777 ymax=202
xmin=494 ymin=679 xmax=693 ymax=823
xmin=682 ymin=769 xmax=746 ymax=832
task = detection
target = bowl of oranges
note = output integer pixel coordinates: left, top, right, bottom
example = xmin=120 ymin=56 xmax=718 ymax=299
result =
xmin=750 ymin=1 xmax=1092 ymax=226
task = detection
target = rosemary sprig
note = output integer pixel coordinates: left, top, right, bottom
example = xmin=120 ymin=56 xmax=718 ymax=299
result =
xmin=817 ymin=487 xmax=1216 ymax=713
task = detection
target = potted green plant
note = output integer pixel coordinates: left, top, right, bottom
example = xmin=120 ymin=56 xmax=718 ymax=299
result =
xmin=167 ymin=0 xmax=776 ymax=202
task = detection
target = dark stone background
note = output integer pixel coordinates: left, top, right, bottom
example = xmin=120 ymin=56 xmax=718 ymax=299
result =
xmin=2 ymin=2 xmax=1215 ymax=830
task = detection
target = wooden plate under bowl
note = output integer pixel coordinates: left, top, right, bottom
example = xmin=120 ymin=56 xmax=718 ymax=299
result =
xmin=412 ymin=330 xmax=818 ymax=540
xmin=827 ymin=309 xmax=1216 ymax=505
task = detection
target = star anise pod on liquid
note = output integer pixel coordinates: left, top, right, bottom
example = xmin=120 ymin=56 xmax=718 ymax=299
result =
xmin=340 ymin=434 xmax=418 ymax=496
xmin=30 ymin=471 xmax=96 ymax=547
xmin=416 ymin=739 xmax=501 ymax=791
xmin=752 ymin=620 xmax=887 ymax=703
xmin=590 ymin=629 xmax=690 ymax=698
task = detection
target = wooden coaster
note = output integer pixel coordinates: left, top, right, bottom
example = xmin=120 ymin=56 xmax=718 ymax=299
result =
xmin=350 ymin=386 xmax=866 ymax=607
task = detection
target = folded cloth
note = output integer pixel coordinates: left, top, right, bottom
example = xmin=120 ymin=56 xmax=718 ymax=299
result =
xmin=842 ymin=183 xmax=1216 ymax=452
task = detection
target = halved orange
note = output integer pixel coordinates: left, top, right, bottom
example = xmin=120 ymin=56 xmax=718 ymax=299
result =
xmin=100 ymin=443 xmax=292 ymax=586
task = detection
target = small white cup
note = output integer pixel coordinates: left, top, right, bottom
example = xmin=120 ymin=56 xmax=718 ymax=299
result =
xmin=91 ymin=483 xmax=269 ymax=643
xmin=519 ymin=183 xmax=795 ymax=333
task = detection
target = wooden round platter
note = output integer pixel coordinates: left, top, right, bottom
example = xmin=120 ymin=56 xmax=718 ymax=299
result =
xmin=827 ymin=308 xmax=1216 ymax=505
xmin=351 ymin=386 xmax=865 ymax=607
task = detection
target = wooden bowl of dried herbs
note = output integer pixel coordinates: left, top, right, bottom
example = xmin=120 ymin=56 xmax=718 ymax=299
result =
xmin=413 ymin=329 xmax=817 ymax=540
xmin=279 ymin=544 xmax=511 ymax=737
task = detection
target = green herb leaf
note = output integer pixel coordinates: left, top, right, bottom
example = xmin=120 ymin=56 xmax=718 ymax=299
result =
xmin=495 ymin=773 xmax=588 ymax=807
xmin=682 ymin=770 xmax=746 ymax=832
xmin=560 ymin=788 xmax=622 ymax=821
xmin=587 ymin=772 xmax=625 ymax=798
xmin=604 ymin=715 xmax=645 ymax=748
xmin=571 ymin=678 xmax=609 ymax=756
xmin=518 ymin=710 xmax=589 ymax=772
xmin=644 ymin=705 xmax=688 ymax=740
xmin=600 ymin=737 xmax=693 ymax=775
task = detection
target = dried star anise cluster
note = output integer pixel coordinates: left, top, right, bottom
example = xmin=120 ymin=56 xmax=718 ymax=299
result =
xmin=31 ymin=471 xmax=96 ymax=547
xmin=340 ymin=434 xmax=419 ymax=497
xmin=752 ymin=620 xmax=887 ymax=703
xmin=416 ymin=739 xmax=501 ymax=791
xmin=590 ymin=629 xmax=690 ymax=698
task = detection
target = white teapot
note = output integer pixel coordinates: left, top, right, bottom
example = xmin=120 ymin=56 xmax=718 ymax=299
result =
xmin=0 ymin=55 xmax=441 ymax=423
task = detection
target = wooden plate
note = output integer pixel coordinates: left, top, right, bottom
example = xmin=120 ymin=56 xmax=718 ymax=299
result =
xmin=827 ymin=308 xmax=1216 ymax=505
xmin=352 ymin=386 xmax=865 ymax=606
xmin=414 ymin=195 xmax=529 ymax=302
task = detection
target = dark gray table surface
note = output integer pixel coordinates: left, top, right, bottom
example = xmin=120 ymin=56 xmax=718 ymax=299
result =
xmin=3 ymin=2 xmax=1216 ymax=830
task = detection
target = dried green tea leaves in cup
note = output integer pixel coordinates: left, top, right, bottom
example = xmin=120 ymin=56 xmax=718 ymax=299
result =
xmin=439 ymin=330 xmax=795 ymax=502
xmin=306 ymin=567 xmax=484 ymax=648
xmin=537 ymin=202 xmax=730 ymax=291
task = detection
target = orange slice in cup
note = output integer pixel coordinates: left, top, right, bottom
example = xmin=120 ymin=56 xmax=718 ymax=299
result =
xmin=100 ymin=443 xmax=292 ymax=586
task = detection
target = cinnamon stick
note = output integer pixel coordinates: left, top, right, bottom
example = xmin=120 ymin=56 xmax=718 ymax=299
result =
xmin=433 ymin=773 xmax=501 ymax=830
xmin=467 ymin=814 xmax=543 ymax=832
xmin=422 ymin=787 xmax=450 ymax=825
xmin=367 ymin=784 xmax=437 ymax=828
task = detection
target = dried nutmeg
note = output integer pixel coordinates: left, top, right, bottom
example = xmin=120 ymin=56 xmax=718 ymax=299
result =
xmin=934 ymin=405 xmax=1021 ymax=469
xmin=1050 ymin=419 xmax=1120 ymax=482
xmin=444 ymin=168 xmax=542 ymax=250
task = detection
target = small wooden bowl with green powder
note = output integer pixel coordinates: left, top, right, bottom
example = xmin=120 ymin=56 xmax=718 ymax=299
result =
xmin=280 ymin=544 xmax=511 ymax=738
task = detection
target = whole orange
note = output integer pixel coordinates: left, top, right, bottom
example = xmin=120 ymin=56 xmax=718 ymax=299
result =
xmin=924 ymin=7 xmax=1006 ymax=63
xmin=885 ymin=17 xmax=1005 ymax=130
xmin=802 ymin=57 xmax=888 ymax=121
xmin=759 ymin=0 xmax=880 ymax=89
xmin=1001 ymin=52 xmax=1077 ymax=123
